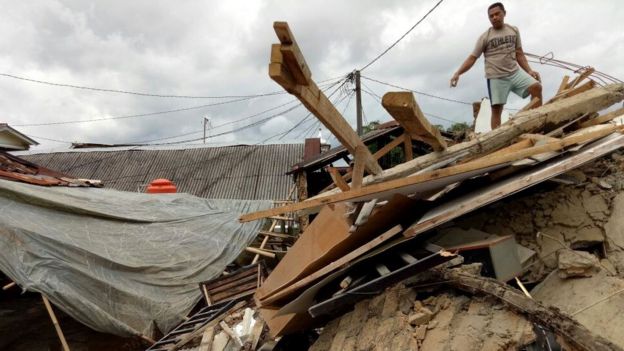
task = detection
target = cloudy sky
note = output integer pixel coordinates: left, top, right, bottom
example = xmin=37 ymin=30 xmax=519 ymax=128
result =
xmin=1 ymin=0 xmax=622 ymax=151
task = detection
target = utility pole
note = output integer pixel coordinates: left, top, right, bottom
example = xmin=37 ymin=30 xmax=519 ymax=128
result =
xmin=203 ymin=117 xmax=211 ymax=144
xmin=354 ymin=70 xmax=363 ymax=136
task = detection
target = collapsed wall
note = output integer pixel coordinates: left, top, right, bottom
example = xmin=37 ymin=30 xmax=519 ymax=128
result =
xmin=451 ymin=151 xmax=624 ymax=281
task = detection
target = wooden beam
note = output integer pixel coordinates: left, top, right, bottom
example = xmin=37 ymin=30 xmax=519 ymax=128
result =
xmin=403 ymin=134 xmax=413 ymax=161
xmin=404 ymin=132 xmax=624 ymax=238
xmin=567 ymin=67 xmax=595 ymax=90
xmin=557 ymin=75 xmax=570 ymax=94
xmin=306 ymin=84 xmax=623 ymax=200
xmin=518 ymin=97 xmax=541 ymax=112
xmin=246 ymin=247 xmax=276 ymax=258
xmin=327 ymin=167 xmax=350 ymax=191
xmin=579 ymin=107 xmax=624 ymax=128
xmin=239 ymin=124 xmax=620 ymax=222
xmin=269 ymin=22 xmax=382 ymax=175
xmin=373 ymin=134 xmax=406 ymax=160
xmin=280 ymin=44 xmax=311 ymax=86
xmin=351 ymin=145 xmax=367 ymax=189
xmin=549 ymin=80 xmax=596 ymax=103
xmin=518 ymin=133 xmax=560 ymax=143
xmin=382 ymin=92 xmax=447 ymax=151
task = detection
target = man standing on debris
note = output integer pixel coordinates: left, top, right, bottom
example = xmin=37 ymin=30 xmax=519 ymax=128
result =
xmin=450 ymin=2 xmax=542 ymax=129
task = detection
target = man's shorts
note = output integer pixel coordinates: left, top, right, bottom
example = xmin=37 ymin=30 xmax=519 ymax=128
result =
xmin=487 ymin=69 xmax=539 ymax=106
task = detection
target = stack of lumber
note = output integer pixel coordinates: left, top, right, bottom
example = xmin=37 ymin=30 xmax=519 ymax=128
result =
xmin=240 ymin=22 xmax=624 ymax=337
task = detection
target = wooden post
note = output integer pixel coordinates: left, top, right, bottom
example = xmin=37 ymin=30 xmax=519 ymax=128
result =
xmin=403 ymin=134 xmax=413 ymax=161
xmin=41 ymin=295 xmax=71 ymax=351
xmin=355 ymin=70 xmax=363 ymax=136
xmin=296 ymin=171 xmax=309 ymax=231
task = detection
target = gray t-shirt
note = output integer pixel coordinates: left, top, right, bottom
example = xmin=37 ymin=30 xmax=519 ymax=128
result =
xmin=472 ymin=24 xmax=522 ymax=79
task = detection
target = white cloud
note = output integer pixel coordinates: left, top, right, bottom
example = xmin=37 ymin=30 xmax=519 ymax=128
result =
xmin=0 ymin=0 xmax=621 ymax=151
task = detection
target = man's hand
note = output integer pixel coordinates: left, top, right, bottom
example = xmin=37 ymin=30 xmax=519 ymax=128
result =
xmin=450 ymin=73 xmax=460 ymax=87
xmin=528 ymin=70 xmax=541 ymax=82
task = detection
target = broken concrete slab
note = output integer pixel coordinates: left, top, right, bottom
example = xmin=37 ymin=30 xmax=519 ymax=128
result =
xmin=557 ymin=250 xmax=600 ymax=278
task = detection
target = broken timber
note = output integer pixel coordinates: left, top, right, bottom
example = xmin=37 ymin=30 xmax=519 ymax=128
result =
xmin=438 ymin=269 xmax=623 ymax=351
xmin=240 ymin=123 xmax=623 ymax=222
xmin=301 ymin=83 xmax=624 ymax=201
xmin=270 ymin=22 xmax=382 ymax=176
xmin=382 ymin=92 xmax=447 ymax=151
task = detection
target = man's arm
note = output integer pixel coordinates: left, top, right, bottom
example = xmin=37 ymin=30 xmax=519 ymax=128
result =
xmin=450 ymin=55 xmax=478 ymax=87
xmin=516 ymin=48 xmax=540 ymax=81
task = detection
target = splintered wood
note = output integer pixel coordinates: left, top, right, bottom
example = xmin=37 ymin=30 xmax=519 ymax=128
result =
xmin=270 ymin=22 xmax=382 ymax=176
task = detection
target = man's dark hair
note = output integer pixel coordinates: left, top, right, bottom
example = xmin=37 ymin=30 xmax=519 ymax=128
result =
xmin=488 ymin=2 xmax=505 ymax=13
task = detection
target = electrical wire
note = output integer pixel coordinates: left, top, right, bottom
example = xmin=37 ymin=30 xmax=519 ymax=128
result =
xmin=361 ymin=75 xmax=473 ymax=105
xmin=13 ymin=76 xmax=345 ymax=128
xmin=14 ymin=96 xmax=256 ymax=127
xmin=0 ymin=72 xmax=348 ymax=99
xmin=359 ymin=0 xmax=444 ymax=71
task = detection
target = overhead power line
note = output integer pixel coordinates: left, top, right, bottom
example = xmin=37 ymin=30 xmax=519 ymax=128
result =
xmin=362 ymin=75 xmax=473 ymax=105
xmin=0 ymin=72 xmax=287 ymax=99
xmin=14 ymin=96 xmax=256 ymax=127
xmin=12 ymin=76 xmax=345 ymax=128
xmin=360 ymin=0 xmax=444 ymax=71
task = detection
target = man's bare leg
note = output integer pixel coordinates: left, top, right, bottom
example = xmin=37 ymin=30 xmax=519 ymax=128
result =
xmin=527 ymin=82 xmax=543 ymax=106
xmin=491 ymin=104 xmax=504 ymax=129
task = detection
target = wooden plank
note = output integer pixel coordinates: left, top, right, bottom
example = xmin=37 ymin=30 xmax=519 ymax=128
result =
xmin=255 ymin=203 xmax=351 ymax=302
xmin=297 ymin=83 xmax=382 ymax=175
xmin=270 ymin=44 xmax=284 ymax=64
xmin=351 ymin=145 xmax=367 ymax=189
xmin=240 ymin=124 xmax=621 ymax=222
xmin=198 ymin=327 xmax=214 ymax=351
xmin=327 ymin=167 xmax=350 ymax=191
xmin=403 ymin=134 xmax=414 ymax=161
xmin=220 ymin=321 xmax=243 ymax=347
xmin=557 ymin=75 xmax=570 ymax=94
xmin=518 ymin=97 xmax=541 ymax=112
xmin=372 ymin=134 xmax=406 ymax=160
xmin=257 ymin=230 xmax=296 ymax=239
xmin=280 ymin=44 xmax=311 ymax=85
xmin=579 ymin=107 xmax=624 ymax=128
xmin=403 ymin=133 xmax=624 ymax=237
xmin=519 ymin=134 xmax=560 ymax=143
xmin=250 ymin=320 xmax=265 ymax=350
xmin=549 ymin=80 xmax=596 ymax=103
xmin=258 ymin=225 xmax=402 ymax=305
xmin=273 ymin=22 xmax=311 ymax=85
xmin=382 ymin=92 xmax=447 ymax=151
xmin=567 ymin=67 xmax=595 ymax=89
xmin=42 ymin=295 xmax=71 ymax=351
xmin=269 ymin=22 xmax=382 ymax=175
xmin=268 ymin=62 xmax=296 ymax=93
xmin=246 ymin=247 xmax=276 ymax=258
xmin=305 ymin=83 xmax=623 ymax=205
xmin=211 ymin=281 xmax=258 ymax=302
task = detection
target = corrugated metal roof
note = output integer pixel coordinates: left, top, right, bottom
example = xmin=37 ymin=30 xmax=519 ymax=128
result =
xmin=22 ymin=144 xmax=304 ymax=200
xmin=0 ymin=151 xmax=99 ymax=187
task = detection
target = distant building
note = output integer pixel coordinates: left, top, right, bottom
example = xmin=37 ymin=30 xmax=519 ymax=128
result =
xmin=20 ymin=143 xmax=304 ymax=200
xmin=0 ymin=123 xmax=38 ymax=151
